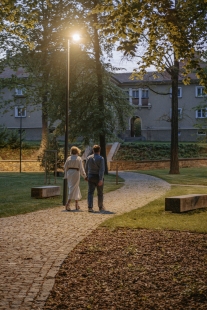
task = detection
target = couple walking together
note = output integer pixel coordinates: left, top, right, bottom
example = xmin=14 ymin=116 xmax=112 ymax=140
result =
xmin=64 ymin=144 xmax=105 ymax=212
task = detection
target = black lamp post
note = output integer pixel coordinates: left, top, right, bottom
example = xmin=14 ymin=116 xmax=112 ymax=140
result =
xmin=63 ymin=34 xmax=80 ymax=206
xmin=19 ymin=108 xmax=23 ymax=173
xmin=63 ymin=38 xmax=70 ymax=206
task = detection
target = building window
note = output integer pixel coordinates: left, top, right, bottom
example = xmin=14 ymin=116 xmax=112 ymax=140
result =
xmin=178 ymin=108 xmax=183 ymax=118
xmin=15 ymin=106 xmax=26 ymax=117
xmin=170 ymin=87 xmax=182 ymax=98
xmin=142 ymin=89 xmax=149 ymax=98
xmin=15 ymin=87 xmax=25 ymax=96
xmin=132 ymin=89 xmax=139 ymax=98
xmin=132 ymin=88 xmax=149 ymax=106
xmin=195 ymin=86 xmax=206 ymax=97
xmin=196 ymin=108 xmax=207 ymax=118
xmin=141 ymin=89 xmax=149 ymax=106
xmin=197 ymin=130 xmax=206 ymax=135
xmin=123 ymin=89 xmax=129 ymax=100
xmin=170 ymin=108 xmax=183 ymax=119
xmin=132 ymin=89 xmax=139 ymax=105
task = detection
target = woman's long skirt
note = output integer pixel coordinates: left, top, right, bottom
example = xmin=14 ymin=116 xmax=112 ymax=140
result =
xmin=66 ymin=170 xmax=82 ymax=200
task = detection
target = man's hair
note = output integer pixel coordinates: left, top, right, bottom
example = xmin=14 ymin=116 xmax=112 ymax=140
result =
xmin=93 ymin=145 xmax=101 ymax=153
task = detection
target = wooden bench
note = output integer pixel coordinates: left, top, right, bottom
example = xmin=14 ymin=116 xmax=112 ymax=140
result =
xmin=165 ymin=194 xmax=207 ymax=213
xmin=31 ymin=186 xmax=60 ymax=198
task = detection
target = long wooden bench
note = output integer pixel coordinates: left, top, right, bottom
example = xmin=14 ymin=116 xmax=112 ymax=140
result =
xmin=31 ymin=186 xmax=60 ymax=198
xmin=165 ymin=194 xmax=207 ymax=213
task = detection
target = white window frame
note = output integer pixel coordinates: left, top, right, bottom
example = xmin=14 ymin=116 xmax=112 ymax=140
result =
xmin=142 ymin=88 xmax=149 ymax=98
xmin=197 ymin=130 xmax=206 ymax=136
xmin=132 ymin=89 xmax=139 ymax=98
xmin=196 ymin=108 xmax=207 ymax=119
xmin=195 ymin=86 xmax=206 ymax=98
xmin=15 ymin=106 xmax=26 ymax=118
xmin=15 ymin=87 xmax=25 ymax=96
xmin=170 ymin=87 xmax=182 ymax=98
xmin=178 ymin=108 xmax=183 ymax=118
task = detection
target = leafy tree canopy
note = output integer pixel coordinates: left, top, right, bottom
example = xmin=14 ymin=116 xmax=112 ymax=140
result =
xmin=94 ymin=0 xmax=207 ymax=84
xmin=0 ymin=0 xmax=40 ymax=48
xmin=0 ymin=0 xmax=133 ymax=149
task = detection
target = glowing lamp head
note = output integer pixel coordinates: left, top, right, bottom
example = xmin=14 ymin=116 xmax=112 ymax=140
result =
xmin=72 ymin=34 xmax=80 ymax=42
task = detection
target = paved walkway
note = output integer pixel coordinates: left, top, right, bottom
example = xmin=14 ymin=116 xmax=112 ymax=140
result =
xmin=0 ymin=172 xmax=170 ymax=310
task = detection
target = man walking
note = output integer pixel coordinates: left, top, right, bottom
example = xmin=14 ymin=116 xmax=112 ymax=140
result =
xmin=85 ymin=145 xmax=105 ymax=212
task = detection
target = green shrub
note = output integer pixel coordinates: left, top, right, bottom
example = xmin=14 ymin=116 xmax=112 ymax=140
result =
xmin=114 ymin=142 xmax=207 ymax=161
xmin=0 ymin=125 xmax=9 ymax=148
xmin=6 ymin=130 xmax=24 ymax=149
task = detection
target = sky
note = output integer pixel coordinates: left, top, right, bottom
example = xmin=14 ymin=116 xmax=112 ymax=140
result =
xmin=109 ymin=50 xmax=139 ymax=72
xmin=106 ymin=47 xmax=156 ymax=73
xmin=106 ymin=49 xmax=139 ymax=73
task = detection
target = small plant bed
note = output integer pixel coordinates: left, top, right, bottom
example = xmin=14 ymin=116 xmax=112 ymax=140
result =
xmin=114 ymin=142 xmax=207 ymax=161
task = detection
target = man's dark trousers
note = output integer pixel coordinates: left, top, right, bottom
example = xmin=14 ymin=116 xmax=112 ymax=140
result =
xmin=88 ymin=174 xmax=104 ymax=209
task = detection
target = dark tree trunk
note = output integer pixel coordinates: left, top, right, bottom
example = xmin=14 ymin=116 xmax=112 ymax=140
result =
xmin=93 ymin=12 xmax=108 ymax=174
xmin=99 ymin=133 xmax=107 ymax=173
xmin=169 ymin=59 xmax=180 ymax=174
xmin=38 ymin=94 xmax=48 ymax=157
xmin=37 ymin=45 xmax=50 ymax=157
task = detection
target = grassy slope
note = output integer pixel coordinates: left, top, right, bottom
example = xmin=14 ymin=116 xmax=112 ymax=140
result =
xmin=114 ymin=142 xmax=207 ymax=161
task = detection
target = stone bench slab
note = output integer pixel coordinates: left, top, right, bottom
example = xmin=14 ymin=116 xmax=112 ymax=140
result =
xmin=165 ymin=194 xmax=207 ymax=213
xmin=31 ymin=186 xmax=60 ymax=198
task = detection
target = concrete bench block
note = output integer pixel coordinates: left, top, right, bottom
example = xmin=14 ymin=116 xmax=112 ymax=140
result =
xmin=31 ymin=186 xmax=60 ymax=198
xmin=165 ymin=194 xmax=207 ymax=213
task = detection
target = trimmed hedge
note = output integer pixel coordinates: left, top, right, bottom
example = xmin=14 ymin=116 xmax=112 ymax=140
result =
xmin=114 ymin=142 xmax=207 ymax=161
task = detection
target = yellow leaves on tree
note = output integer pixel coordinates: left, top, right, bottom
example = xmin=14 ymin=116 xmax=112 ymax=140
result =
xmin=94 ymin=0 xmax=207 ymax=82
xmin=0 ymin=0 xmax=38 ymax=39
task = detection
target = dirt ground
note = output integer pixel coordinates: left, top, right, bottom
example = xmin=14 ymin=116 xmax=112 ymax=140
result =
xmin=44 ymin=228 xmax=207 ymax=310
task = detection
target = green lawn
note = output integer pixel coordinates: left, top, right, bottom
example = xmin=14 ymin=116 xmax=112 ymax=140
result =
xmin=135 ymin=167 xmax=207 ymax=186
xmin=2 ymin=168 xmax=207 ymax=234
xmin=101 ymin=167 xmax=207 ymax=233
xmin=0 ymin=172 xmax=124 ymax=218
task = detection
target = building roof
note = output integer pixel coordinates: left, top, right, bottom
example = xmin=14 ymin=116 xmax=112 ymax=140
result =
xmin=112 ymin=70 xmax=199 ymax=86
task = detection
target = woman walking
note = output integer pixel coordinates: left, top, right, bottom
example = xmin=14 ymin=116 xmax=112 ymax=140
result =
xmin=64 ymin=146 xmax=87 ymax=211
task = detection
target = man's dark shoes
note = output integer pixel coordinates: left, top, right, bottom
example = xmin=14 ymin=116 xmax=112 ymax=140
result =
xmin=99 ymin=206 xmax=106 ymax=212
xmin=88 ymin=208 xmax=94 ymax=212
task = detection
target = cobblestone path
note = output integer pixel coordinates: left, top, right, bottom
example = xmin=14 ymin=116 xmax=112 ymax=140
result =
xmin=0 ymin=172 xmax=170 ymax=310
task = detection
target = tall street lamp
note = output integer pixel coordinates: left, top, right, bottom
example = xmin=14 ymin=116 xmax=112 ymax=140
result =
xmin=19 ymin=107 xmax=23 ymax=173
xmin=63 ymin=34 xmax=80 ymax=206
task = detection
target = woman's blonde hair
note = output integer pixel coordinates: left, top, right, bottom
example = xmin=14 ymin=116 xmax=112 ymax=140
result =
xmin=70 ymin=146 xmax=81 ymax=155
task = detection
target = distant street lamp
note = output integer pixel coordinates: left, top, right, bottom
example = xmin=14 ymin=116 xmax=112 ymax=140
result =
xmin=63 ymin=34 xmax=80 ymax=206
